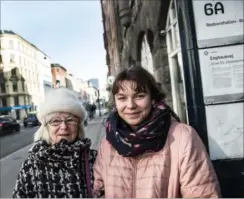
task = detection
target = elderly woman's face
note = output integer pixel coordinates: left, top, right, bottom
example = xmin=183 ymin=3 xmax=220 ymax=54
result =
xmin=114 ymin=80 xmax=152 ymax=130
xmin=46 ymin=112 xmax=79 ymax=144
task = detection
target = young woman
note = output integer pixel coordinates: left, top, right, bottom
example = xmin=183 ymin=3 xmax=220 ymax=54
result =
xmin=93 ymin=66 xmax=221 ymax=198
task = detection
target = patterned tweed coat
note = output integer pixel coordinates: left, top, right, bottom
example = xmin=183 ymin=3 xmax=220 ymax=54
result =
xmin=13 ymin=138 xmax=97 ymax=198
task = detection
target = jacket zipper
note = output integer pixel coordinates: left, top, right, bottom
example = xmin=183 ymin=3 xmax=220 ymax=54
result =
xmin=132 ymin=157 xmax=138 ymax=198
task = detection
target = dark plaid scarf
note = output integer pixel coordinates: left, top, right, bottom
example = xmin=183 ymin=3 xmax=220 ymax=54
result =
xmin=106 ymin=102 xmax=178 ymax=157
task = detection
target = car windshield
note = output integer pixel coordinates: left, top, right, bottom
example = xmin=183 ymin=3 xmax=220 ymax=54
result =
xmin=0 ymin=118 xmax=6 ymax=121
xmin=0 ymin=117 xmax=10 ymax=122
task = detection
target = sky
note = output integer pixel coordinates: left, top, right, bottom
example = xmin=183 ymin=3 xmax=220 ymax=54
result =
xmin=0 ymin=0 xmax=107 ymax=89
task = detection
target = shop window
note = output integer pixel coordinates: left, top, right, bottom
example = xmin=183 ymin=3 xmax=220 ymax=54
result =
xmin=2 ymin=98 xmax=7 ymax=106
xmin=14 ymin=96 xmax=19 ymax=106
xmin=16 ymin=110 xmax=20 ymax=120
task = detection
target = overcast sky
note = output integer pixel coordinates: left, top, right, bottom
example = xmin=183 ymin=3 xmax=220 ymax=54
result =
xmin=1 ymin=1 xmax=107 ymax=89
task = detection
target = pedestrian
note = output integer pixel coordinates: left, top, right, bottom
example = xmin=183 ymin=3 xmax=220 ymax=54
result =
xmin=93 ymin=66 xmax=221 ymax=198
xmin=13 ymin=87 xmax=97 ymax=198
xmin=91 ymin=103 xmax=97 ymax=118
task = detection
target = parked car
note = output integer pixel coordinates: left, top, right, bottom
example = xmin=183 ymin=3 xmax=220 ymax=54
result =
xmin=0 ymin=116 xmax=20 ymax=135
xmin=23 ymin=113 xmax=40 ymax=127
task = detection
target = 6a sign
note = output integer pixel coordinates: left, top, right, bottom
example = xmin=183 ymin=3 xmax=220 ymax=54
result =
xmin=192 ymin=0 xmax=244 ymax=48
xmin=204 ymin=2 xmax=224 ymax=16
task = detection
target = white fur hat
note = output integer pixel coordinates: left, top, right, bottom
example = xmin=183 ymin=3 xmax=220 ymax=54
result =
xmin=37 ymin=87 xmax=86 ymax=124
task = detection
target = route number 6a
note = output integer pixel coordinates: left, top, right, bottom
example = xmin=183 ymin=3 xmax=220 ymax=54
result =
xmin=204 ymin=2 xmax=224 ymax=16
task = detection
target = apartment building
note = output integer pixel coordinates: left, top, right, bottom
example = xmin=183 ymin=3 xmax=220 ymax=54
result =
xmin=0 ymin=30 xmax=52 ymax=120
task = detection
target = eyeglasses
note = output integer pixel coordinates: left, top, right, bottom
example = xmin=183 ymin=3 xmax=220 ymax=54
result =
xmin=47 ymin=117 xmax=78 ymax=127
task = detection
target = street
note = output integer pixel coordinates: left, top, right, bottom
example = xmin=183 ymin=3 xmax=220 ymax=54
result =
xmin=0 ymin=116 xmax=106 ymax=198
xmin=0 ymin=126 xmax=39 ymax=159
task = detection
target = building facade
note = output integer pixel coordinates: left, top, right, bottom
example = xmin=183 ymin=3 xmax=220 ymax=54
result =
xmin=51 ymin=63 xmax=67 ymax=88
xmin=0 ymin=30 xmax=52 ymax=120
xmin=101 ymin=0 xmax=185 ymax=119
xmin=100 ymin=0 xmax=121 ymax=76
xmin=38 ymin=55 xmax=53 ymax=104
xmin=51 ymin=66 xmax=95 ymax=104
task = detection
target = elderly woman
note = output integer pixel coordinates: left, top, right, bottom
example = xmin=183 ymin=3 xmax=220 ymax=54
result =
xmin=13 ymin=87 xmax=96 ymax=198
xmin=93 ymin=66 xmax=221 ymax=198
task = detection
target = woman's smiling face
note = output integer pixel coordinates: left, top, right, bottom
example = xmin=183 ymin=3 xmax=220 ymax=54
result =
xmin=114 ymin=80 xmax=152 ymax=129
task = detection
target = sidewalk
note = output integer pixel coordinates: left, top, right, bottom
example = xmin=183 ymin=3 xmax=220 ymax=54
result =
xmin=0 ymin=144 xmax=32 ymax=198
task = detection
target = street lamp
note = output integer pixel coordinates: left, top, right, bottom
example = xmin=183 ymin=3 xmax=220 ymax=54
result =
xmin=87 ymin=81 xmax=101 ymax=117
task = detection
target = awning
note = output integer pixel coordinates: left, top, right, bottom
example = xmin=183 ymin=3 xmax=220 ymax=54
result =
xmin=0 ymin=105 xmax=32 ymax=111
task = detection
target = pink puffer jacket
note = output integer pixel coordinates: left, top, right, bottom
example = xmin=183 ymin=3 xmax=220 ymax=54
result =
xmin=93 ymin=121 xmax=221 ymax=198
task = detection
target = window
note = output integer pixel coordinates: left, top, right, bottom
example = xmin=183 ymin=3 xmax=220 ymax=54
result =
xmin=11 ymin=68 xmax=17 ymax=76
xmin=141 ymin=35 xmax=154 ymax=75
xmin=12 ymin=81 xmax=18 ymax=92
xmin=14 ymin=96 xmax=19 ymax=106
xmin=16 ymin=110 xmax=20 ymax=120
xmin=10 ymin=54 xmax=15 ymax=63
xmin=19 ymin=56 xmax=22 ymax=65
xmin=165 ymin=0 xmax=187 ymax=123
xmin=56 ymin=80 xmax=60 ymax=88
xmin=22 ymin=81 xmax=25 ymax=92
xmin=9 ymin=40 xmax=14 ymax=49
xmin=2 ymin=98 xmax=7 ymax=106
xmin=0 ymin=83 xmax=5 ymax=93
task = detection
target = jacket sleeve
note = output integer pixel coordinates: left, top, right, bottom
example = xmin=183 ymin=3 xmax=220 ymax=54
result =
xmin=12 ymin=160 xmax=29 ymax=198
xmin=93 ymin=140 xmax=105 ymax=197
xmin=179 ymin=125 xmax=221 ymax=198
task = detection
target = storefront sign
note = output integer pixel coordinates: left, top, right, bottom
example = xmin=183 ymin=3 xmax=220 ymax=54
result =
xmin=206 ymin=102 xmax=243 ymax=160
xmin=192 ymin=0 xmax=244 ymax=48
xmin=198 ymin=44 xmax=244 ymax=104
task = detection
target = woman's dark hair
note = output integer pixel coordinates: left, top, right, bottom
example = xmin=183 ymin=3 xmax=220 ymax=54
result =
xmin=109 ymin=66 xmax=181 ymax=122
xmin=112 ymin=66 xmax=166 ymax=101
